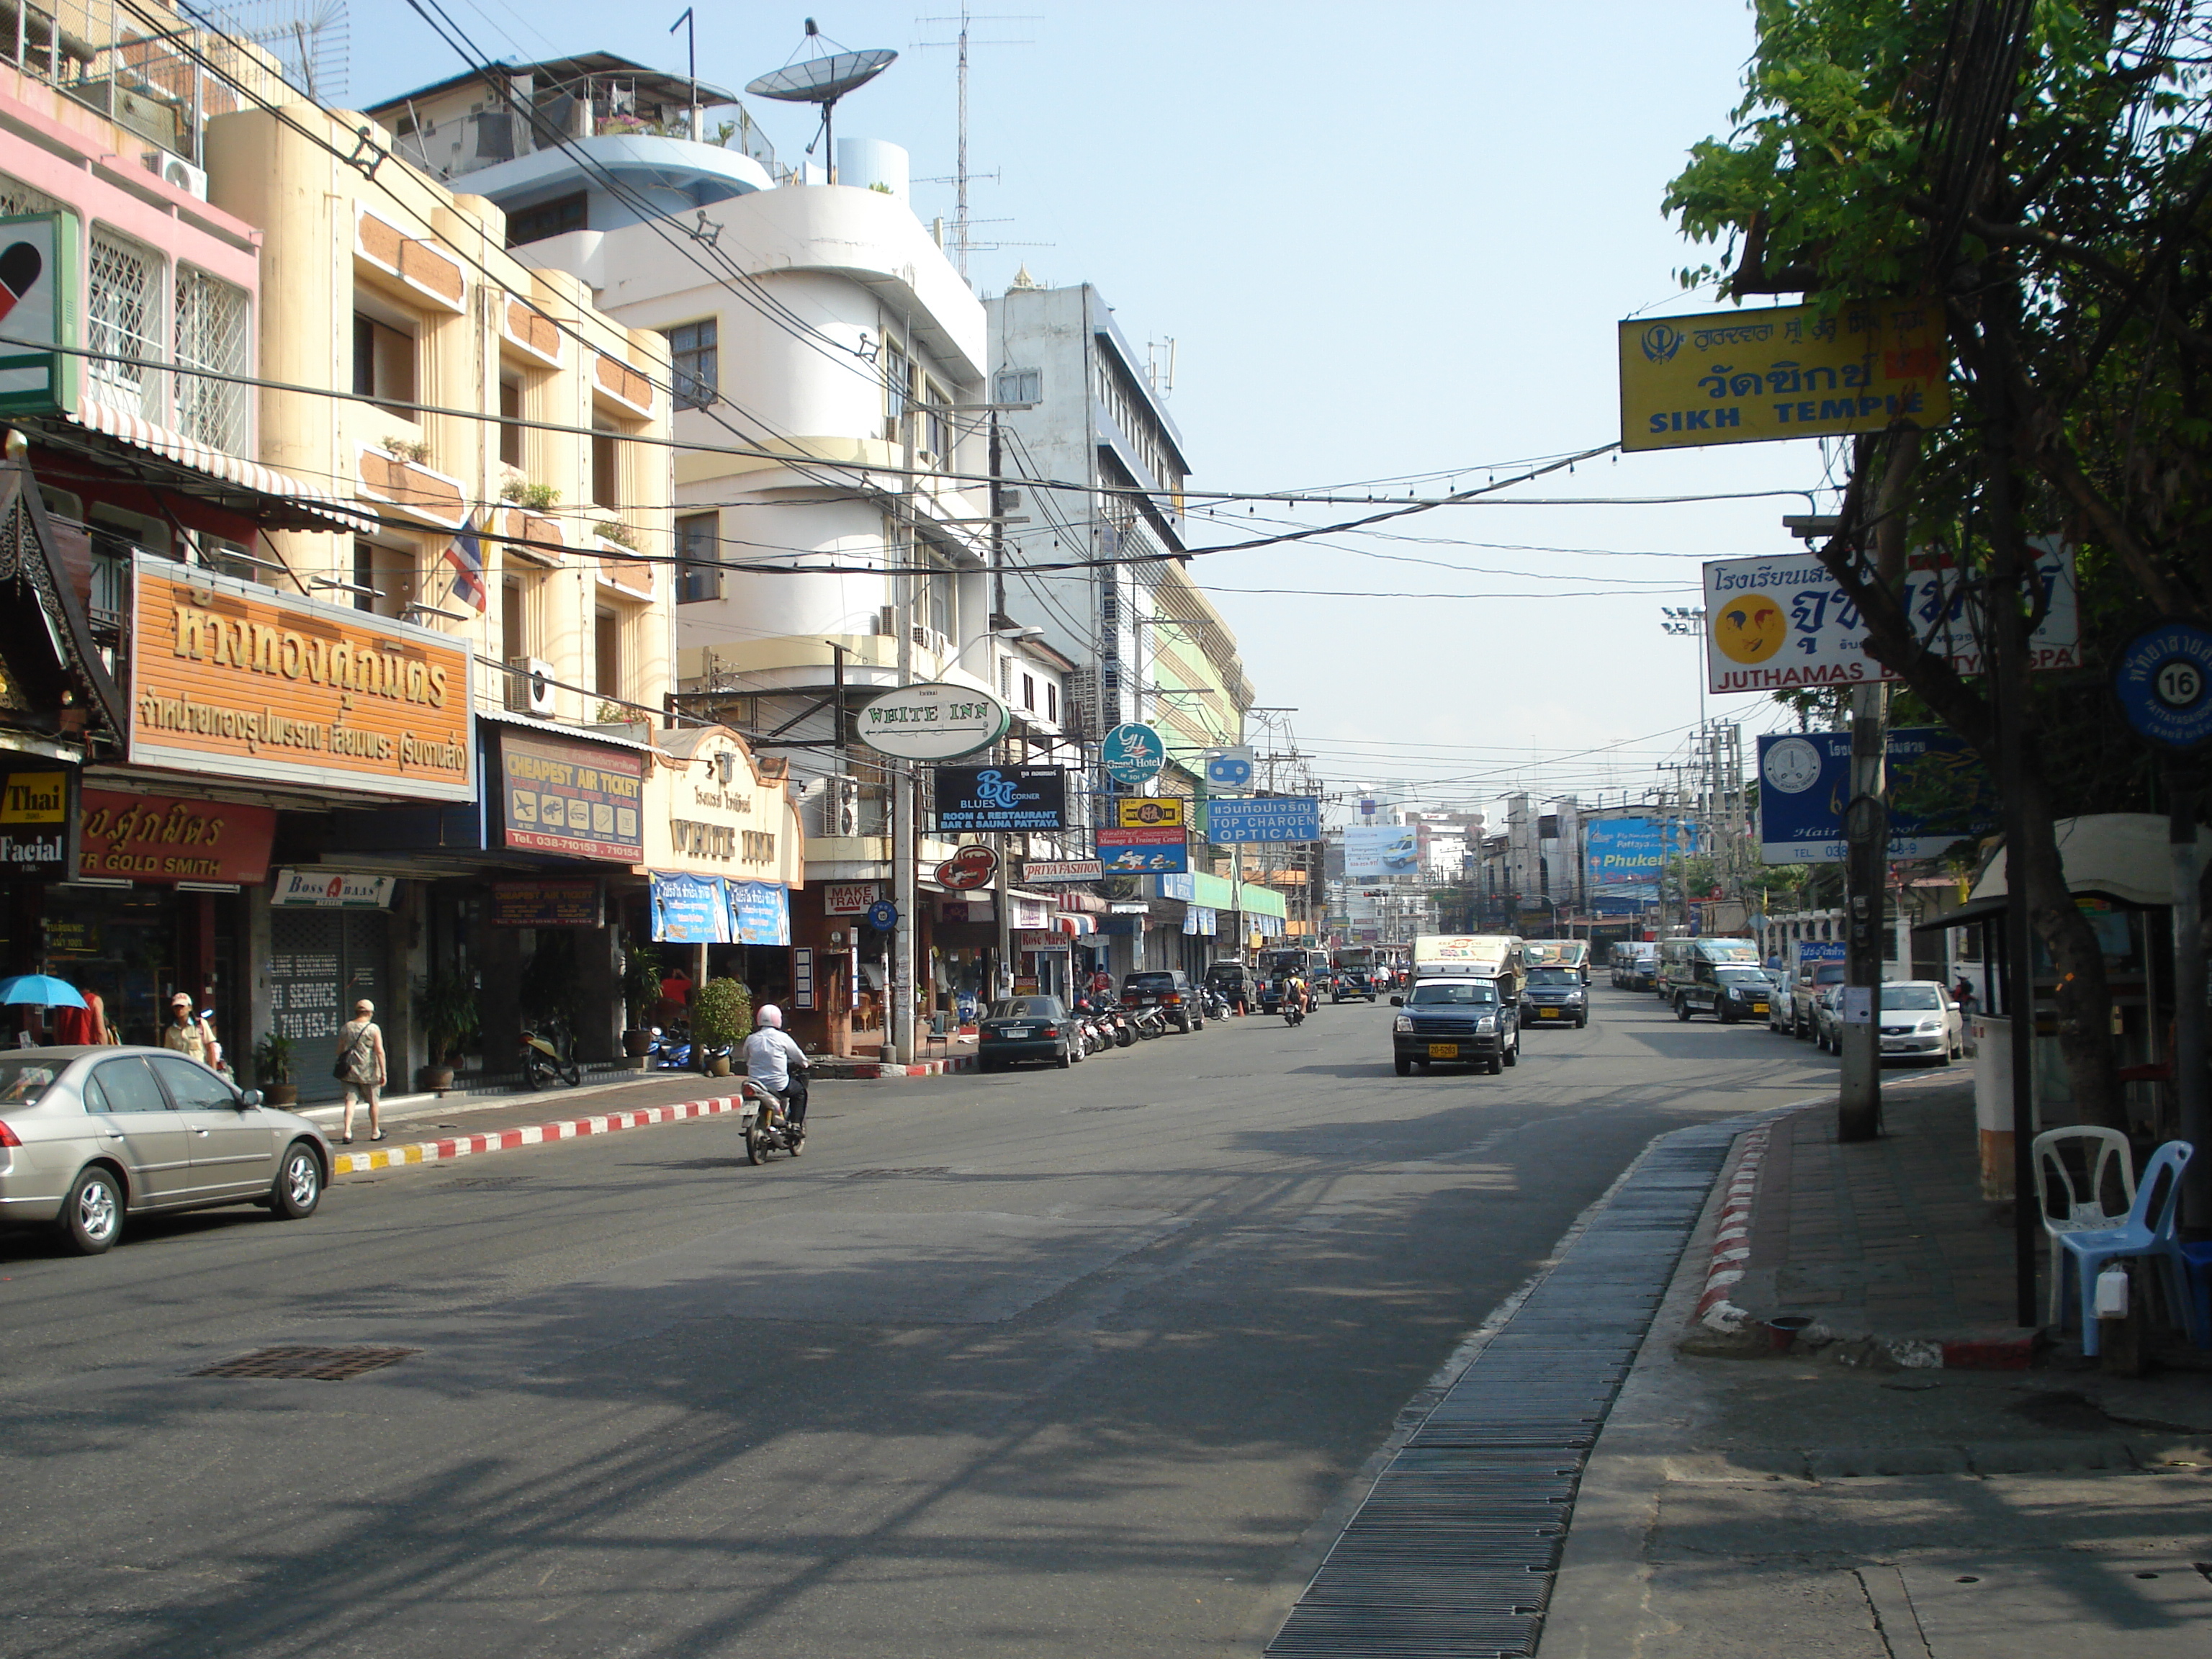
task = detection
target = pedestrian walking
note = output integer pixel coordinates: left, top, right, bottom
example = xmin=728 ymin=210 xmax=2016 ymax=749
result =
xmin=51 ymin=985 xmax=109 ymax=1046
xmin=336 ymin=999 xmax=387 ymax=1144
xmin=160 ymin=992 xmax=221 ymax=1070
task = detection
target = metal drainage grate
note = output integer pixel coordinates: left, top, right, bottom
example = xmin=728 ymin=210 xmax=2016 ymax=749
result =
xmin=845 ymin=1167 xmax=955 ymax=1179
xmin=189 ymin=1346 xmax=419 ymax=1381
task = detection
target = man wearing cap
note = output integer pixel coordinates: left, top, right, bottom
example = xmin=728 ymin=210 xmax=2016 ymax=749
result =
xmin=742 ymin=1004 xmax=810 ymax=1128
xmin=161 ymin=992 xmax=219 ymax=1069
xmin=336 ymin=999 xmax=388 ymax=1144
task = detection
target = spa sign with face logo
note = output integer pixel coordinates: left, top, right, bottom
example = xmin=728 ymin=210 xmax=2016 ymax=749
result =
xmin=0 ymin=212 xmax=79 ymax=416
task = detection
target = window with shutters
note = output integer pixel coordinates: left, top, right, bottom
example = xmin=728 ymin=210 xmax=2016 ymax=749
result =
xmin=86 ymin=230 xmax=163 ymax=420
xmin=174 ymin=267 xmax=248 ymax=453
xmin=675 ymin=511 xmax=721 ymax=603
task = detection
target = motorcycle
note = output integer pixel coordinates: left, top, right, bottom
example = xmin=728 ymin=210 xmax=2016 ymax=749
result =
xmin=1282 ymin=995 xmax=1306 ymax=1028
xmin=521 ymin=1015 xmax=581 ymax=1089
xmin=737 ymin=1076 xmax=806 ymax=1163
xmin=1108 ymin=1004 xmax=1136 ymax=1047
xmin=1130 ymin=1003 xmax=1169 ymax=1040
xmin=1204 ymin=987 xmax=1232 ymax=1021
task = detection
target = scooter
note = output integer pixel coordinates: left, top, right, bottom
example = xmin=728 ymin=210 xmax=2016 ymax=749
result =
xmin=520 ymin=1015 xmax=580 ymax=1089
xmin=737 ymin=1075 xmax=806 ymax=1163
xmin=1109 ymin=1004 xmax=1136 ymax=1048
xmin=1130 ymin=1004 xmax=1169 ymax=1040
xmin=1282 ymin=997 xmax=1306 ymax=1028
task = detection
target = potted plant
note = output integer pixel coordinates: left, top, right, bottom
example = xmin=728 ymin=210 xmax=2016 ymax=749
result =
xmin=413 ymin=969 xmax=480 ymax=1092
xmin=620 ymin=940 xmax=665 ymax=1058
xmin=251 ymin=1031 xmax=298 ymax=1107
xmin=691 ymin=976 xmax=752 ymax=1076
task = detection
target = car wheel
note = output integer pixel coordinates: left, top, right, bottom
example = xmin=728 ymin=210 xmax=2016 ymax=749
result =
xmin=1056 ymin=1043 xmax=1071 ymax=1069
xmin=1576 ymin=1015 xmax=1587 ymax=1029
xmin=1676 ymin=998 xmax=1692 ymax=1022
xmin=1394 ymin=1056 xmax=1412 ymax=1076
xmin=60 ymin=1165 xmax=124 ymax=1255
xmin=269 ymin=1142 xmax=322 ymax=1220
xmin=1719 ymin=1004 xmax=1736 ymax=1025
xmin=1503 ymin=1038 xmax=1518 ymax=1068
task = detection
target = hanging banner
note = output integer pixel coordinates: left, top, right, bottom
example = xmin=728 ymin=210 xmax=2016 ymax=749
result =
xmin=499 ymin=732 xmax=644 ymax=862
xmin=728 ymin=880 xmax=792 ymax=945
xmin=1757 ymin=729 xmax=2000 ymax=863
xmin=1620 ymin=298 xmax=1951 ymax=452
xmin=1205 ymin=796 xmax=1319 ymax=843
xmin=1702 ymin=541 xmax=2079 ymax=693
xmin=933 ymin=765 xmax=1068 ymax=832
xmin=650 ymin=871 xmax=731 ymax=943
xmin=0 ymin=761 xmax=78 ymax=881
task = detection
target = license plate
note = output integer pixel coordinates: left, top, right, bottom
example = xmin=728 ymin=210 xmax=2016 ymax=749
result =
xmin=1752 ymin=1003 xmax=1769 ymax=1014
xmin=1427 ymin=1043 xmax=1458 ymax=1058
xmin=1539 ymin=1007 xmax=1560 ymax=1019
xmin=1003 ymin=1028 xmax=1030 ymax=1038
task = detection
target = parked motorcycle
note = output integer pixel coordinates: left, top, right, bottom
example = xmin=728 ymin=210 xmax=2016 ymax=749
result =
xmin=1130 ymin=1004 xmax=1169 ymax=1040
xmin=521 ymin=1015 xmax=581 ymax=1089
xmin=738 ymin=1076 xmax=805 ymax=1163
xmin=1204 ymin=987 xmax=1232 ymax=1021
xmin=1109 ymin=1004 xmax=1136 ymax=1048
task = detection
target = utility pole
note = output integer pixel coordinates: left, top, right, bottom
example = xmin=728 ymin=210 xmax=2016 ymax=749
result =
xmin=1837 ymin=680 xmax=1889 ymax=1141
xmin=889 ymin=409 xmax=919 ymax=1065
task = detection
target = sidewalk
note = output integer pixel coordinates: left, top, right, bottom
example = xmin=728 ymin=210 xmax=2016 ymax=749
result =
xmin=1539 ymin=1080 xmax=2212 ymax=1658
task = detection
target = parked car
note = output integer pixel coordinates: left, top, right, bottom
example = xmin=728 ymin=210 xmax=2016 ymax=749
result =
xmin=1206 ymin=961 xmax=1258 ymax=1012
xmin=978 ymin=996 xmax=1077 ymax=1070
xmin=1810 ymin=981 xmax=1849 ymax=1052
xmin=1675 ymin=963 xmax=1776 ymax=1023
xmin=0 ymin=1047 xmax=330 ymax=1255
xmin=1520 ymin=965 xmax=1589 ymax=1029
xmin=1877 ymin=981 xmax=1966 ymax=1064
xmin=1776 ymin=961 xmax=1848 ymax=1038
xmin=1122 ymin=970 xmax=1205 ymax=1033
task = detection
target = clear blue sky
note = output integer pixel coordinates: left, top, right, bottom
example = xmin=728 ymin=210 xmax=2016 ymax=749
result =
xmin=351 ymin=1 xmax=1832 ymax=814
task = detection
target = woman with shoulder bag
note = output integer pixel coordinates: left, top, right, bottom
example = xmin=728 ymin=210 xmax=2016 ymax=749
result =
xmin=335 ymin=999 xmax=388 ymax=1144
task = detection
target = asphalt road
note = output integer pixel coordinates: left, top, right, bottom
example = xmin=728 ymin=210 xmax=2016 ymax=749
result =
xmin=0 ymin=986 xmax=1831 ymax=1658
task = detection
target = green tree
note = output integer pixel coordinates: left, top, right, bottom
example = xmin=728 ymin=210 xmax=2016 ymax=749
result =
xmin=1664 ymin=0 xmax=2212 ymax=1128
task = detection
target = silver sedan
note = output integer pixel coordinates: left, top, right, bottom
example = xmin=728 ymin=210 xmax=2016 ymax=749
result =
xmin=0 ymin=1047 xmax=331 ymax=1254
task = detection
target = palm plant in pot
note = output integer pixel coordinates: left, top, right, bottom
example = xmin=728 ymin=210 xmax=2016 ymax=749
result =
xmin=414 ymin=969 xmax=480 ymax=1092
xmin=251 ymin=1030 xmax=299 ymax=1107
xmin=620 ymin=940 xmax=665 ymax=1058
xmin=690 ymin=976 xmax=752 ymax=1076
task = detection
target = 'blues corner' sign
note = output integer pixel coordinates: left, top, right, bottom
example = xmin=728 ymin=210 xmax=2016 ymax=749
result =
xmin=932 ymin=765 xmax=1067 ymax=832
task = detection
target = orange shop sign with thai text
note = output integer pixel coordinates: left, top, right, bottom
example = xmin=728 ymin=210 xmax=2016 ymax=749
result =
xmin=127 ymin=554 xmax=475 ymax=801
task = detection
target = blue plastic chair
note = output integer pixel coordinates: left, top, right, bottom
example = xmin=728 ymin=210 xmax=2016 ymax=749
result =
xmin=2056 ymin=1140 xmax=2198 ymax=1356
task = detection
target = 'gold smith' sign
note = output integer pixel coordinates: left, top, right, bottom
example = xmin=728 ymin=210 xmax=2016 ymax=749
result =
xmin=1619 ymin=300 xmax=1952 ymax=452
xmin=129 ymin=555 xmax=475 ymax=801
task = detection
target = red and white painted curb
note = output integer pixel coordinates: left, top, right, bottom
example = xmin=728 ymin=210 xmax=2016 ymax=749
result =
xmin=1694 ymin=1123 xmax=1772 ymax=1331
xmin=828 ymin=1055 xmax=979 ymax=1079
xmin=330 ymin=1095 xmax=750 ymax=1177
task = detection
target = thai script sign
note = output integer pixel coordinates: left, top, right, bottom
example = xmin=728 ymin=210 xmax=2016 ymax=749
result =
xmin=729 ymin=879 xmax=791 ymax=945
xmin=934 ymin=765 xmax=1068 ymax=832
xmin=129 ymin=555 xmax=475 ymax=801
xmin=1095 ymin=824 xmax=1187 ymax=873
xmin=490 ymin=878 xmax=604 ymax=926
xmin=78 ymin=788 xmax=274 ymax=885
xmin=1757 ymin=729 xmax=1999 ymax=863
xmin=857 ymin=683 xmax=1009 ymax=761
xmin=1205 ymin=796 xmax=1320 ymax=843
xmin=0 ymin=762 xmax=77 ymax=880
xmin=269 ymin=869 xmax=397 ymax=909
xmin=1116 ymin=796 xmax=1184 ymax=830
xmin=651 ymin=871 xmax=729 ymax=943
xmin=1620 ymin=299 xmax=1952 ymax=452
xmin=1702 ymin=542 xmax=2078 ymax=693
xmin=498 ymin=732 xmax=644 ymax=862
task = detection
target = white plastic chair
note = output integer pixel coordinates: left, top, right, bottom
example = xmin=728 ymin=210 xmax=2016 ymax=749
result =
xmin=2032 ymin=1127 xmax=2137 ymax=1327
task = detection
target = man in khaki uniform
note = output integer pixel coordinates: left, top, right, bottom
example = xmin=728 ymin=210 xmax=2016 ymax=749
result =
xmin=336 ymin=999 xmax=388 ymax=1144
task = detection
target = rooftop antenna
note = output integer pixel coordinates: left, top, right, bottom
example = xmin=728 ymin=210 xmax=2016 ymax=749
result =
xmin=746 ymin=19 xmax=897 ymax=185
xmin=914 ymin=6 xmax=1035 ymax=278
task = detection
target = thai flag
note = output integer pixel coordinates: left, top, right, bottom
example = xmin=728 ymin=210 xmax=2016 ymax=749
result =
xmin=444 ymin=513 xmax=487 ymax=613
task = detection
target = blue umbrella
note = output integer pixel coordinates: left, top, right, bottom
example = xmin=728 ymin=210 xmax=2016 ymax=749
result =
xmin=0 ymin=974 xmax=88 ymax=1010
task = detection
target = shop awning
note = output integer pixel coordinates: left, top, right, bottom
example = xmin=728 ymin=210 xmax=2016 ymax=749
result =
xmin=44 ymin=403 xmax=359 ymax=532
xmin=1057 ymin=913 xmax=1097 ymax=935
xmin=1913 ymin=813 xmax=2212 ymax=931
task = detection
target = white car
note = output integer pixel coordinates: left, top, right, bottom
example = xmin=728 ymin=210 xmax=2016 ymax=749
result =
xmin=1876 ymin=981 xmax=1966 ymax=1064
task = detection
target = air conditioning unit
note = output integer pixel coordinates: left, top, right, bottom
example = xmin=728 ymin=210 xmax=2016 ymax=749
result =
xmin=505 ymin=655 xmax=556 ymax=716
xmin=143 ymin=152 xmax=208 ymax=200
xmin=824 ymin=776 xmax=860 ymax=837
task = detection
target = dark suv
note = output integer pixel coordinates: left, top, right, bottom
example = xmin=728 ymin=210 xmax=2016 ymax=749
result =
xmin=1123 ymin=970 xmax=1205 ymax=1033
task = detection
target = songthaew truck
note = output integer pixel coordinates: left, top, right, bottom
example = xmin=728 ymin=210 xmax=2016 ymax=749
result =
xmin=1521 ymin=940 xmax=1591 ymax=982
xmin=1389 ymin=935 xmax=1524 ymax=1076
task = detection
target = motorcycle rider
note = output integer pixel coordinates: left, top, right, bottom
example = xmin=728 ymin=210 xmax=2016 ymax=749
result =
xmin=1284 ymin=972 xmax=1308 ymax=1025
xmin=743 ymin=1004 xmax=811 ymax=1128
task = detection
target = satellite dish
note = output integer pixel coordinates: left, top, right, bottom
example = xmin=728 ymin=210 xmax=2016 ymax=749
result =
xmin=746 ymin=19 xmax=896 ymax=184
xmin=745 ymin=49 xmax=896 ymax=106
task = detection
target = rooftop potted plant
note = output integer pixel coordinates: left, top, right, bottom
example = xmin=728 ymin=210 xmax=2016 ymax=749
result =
xmin=690 ymin=976 xmax=752 ymax=1076
xmin=413 ymin=969 xmax=480 ymax=1092
xmin=251 ymin=1030 xmax=298 ymax=1107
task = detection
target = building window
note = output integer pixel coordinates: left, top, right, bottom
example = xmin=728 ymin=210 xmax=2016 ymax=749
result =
xmin=595 ymin=607 xmax=621 ymax=698
xmin=922 ymin=377 xmax=949 ymax=462
xmin=174 ymin=268 xmax=248 ymax=453
xmin=994 ymin=367 xmax=1040 ymax=405
xmin=501 ymin=575 xmax=528 ymax=662
xmin=591 ymin=422 xmax=619 ymax=508
xmin=353 ymin=312 xmax=417 ymax=416
xmin=86 ymin=230 xmax=161 ymax=420
xmin=498 ymin=373 xmax=523 ymax=467
xmin=505 ymin=191 xmax=586 ymax=248
xmin=663 ymin=320 xmax=717 ymax=410
xmin=675 ymin=511 xmax=721 ymax=603
xmin=882 ymin=339 xmax=911 ymax=442
xmin=1020 ymin=672 xmax=1035 ymax=711
xmin=1046 ymin=682 xmax=1058 ymax=724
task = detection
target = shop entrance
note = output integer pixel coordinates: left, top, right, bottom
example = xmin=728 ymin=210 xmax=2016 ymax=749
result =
xmin=269 ymin=909 xmax=388 ymax=1104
